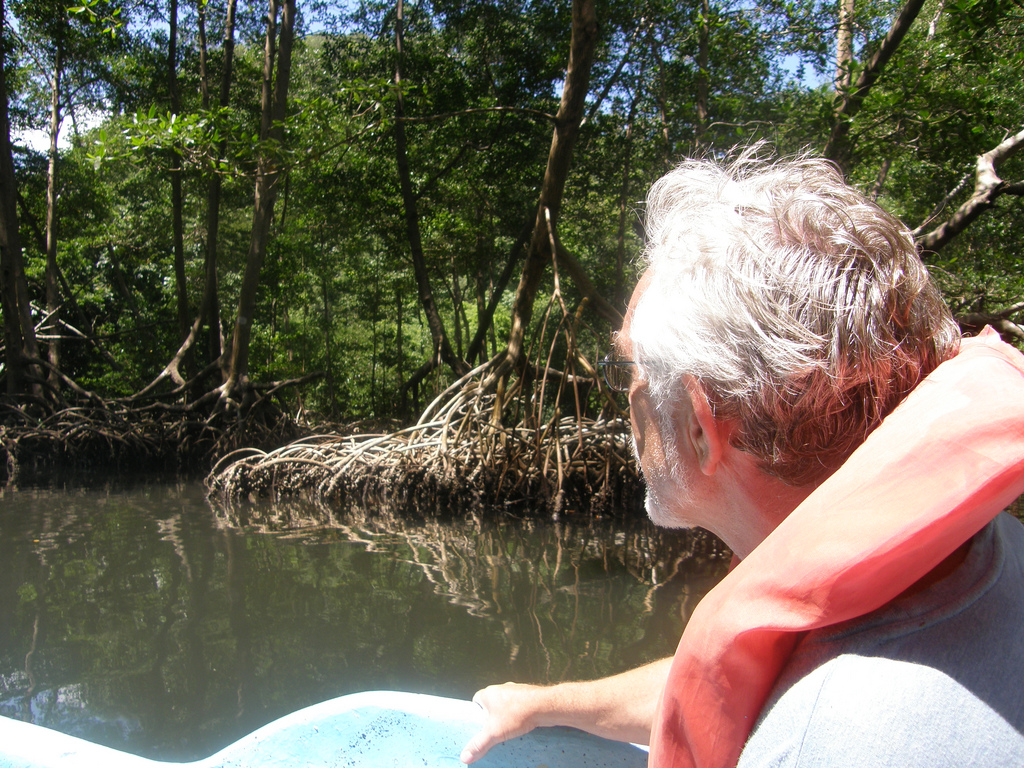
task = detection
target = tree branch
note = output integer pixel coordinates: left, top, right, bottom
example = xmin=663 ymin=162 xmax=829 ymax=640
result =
xmin=400 ymin=106 xmax=557 ymax=125
xmin=917 ymin=127 xmax=1024 ymax=253
xmin=546 ymin=211 xmax=623 ymax=326
xmin=823 ymin=0 xmax=928 ymax=168
xmin=584 ymin=21 xmax=643 ymax=125
xmin=959 ymin=313 xmax=1024 ymax=342
xmin=912 ymin=168 xmax=973 ymax=236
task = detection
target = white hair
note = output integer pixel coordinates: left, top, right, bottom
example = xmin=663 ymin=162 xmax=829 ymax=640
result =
xmin=630 ymin=147 xmax=960 ymax=485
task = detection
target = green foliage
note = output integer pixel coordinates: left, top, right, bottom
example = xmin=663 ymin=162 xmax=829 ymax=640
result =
xmin=67 ymin=0 xmax=125 ymax=38
xmin=839 ymin=0 xmax=1023 ymax=300
xmin=1 ymin=0 xmax=1020 ymax=418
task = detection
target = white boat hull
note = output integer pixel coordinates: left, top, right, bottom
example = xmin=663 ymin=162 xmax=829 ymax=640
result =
xmin=0 ymin=691 xmax=648 ymax=767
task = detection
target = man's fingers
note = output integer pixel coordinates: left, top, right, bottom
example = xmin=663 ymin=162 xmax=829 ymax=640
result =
xmin=461 ymin=691 xmax=502 ymax=764
xmin=461 ymin=684 xmax=541 ymax=764
xmin=459 ymin=729 xmax=495 ymax=764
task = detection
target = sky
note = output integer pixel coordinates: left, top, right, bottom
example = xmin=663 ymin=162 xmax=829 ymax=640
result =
xmin=14 ymin=110 xmax=106 ymax=154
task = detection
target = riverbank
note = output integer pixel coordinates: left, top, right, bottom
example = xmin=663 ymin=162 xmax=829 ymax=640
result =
xmin=207 ymin=414 xmax=643 ymax=520
xmin=0 ymin=402 xmax=304 ymax=487
xmin=0 ymin=401 xmax=645 ymax=520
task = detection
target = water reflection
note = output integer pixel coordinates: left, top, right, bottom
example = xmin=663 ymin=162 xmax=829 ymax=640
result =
xmin=0 ymin=483 xmax=729 ymax=761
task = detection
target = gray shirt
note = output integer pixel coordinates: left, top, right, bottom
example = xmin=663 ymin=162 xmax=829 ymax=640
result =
xmin=738 ymin=512 xmax=1024 ymax=767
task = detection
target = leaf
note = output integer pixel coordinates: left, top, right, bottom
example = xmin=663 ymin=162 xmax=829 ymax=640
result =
xmin=17 ymin=584 xmax=37 ymax=602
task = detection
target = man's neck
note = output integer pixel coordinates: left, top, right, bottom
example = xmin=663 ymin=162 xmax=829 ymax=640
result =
xmin=709 ymin=453 xmax=816 ymax=560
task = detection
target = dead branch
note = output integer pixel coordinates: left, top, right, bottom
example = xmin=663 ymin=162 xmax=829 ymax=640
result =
xmin=958 ymin=300 xmax=1024 ymax=342
xmin=917 ymin=127 xmax=1024 ymax=253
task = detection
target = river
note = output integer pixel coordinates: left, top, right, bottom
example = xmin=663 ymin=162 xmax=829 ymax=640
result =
xmin=0 ymin=480 xmax=729 ymax=761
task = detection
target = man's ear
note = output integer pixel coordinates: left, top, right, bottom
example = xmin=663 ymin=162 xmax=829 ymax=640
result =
xmin=682 ymin=378 xmax=726 ymax=476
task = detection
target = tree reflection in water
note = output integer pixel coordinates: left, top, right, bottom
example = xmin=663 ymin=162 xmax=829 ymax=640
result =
xmin=0 ymin=483 xmax=729 ymax=761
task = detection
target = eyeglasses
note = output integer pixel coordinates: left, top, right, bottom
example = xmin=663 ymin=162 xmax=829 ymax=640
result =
xmin=598 ymin=354 xmax=638 ymax=393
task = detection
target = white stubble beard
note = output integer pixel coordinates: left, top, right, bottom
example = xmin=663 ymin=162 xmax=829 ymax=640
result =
xmin=631 ymin=415 xmax=697 ymax=531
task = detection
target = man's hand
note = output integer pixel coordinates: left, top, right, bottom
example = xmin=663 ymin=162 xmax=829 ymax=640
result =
xmin=460 ymin=682 xmax=551 ymax=764
xmin=460 ymin=658 xmax=673 ymax=764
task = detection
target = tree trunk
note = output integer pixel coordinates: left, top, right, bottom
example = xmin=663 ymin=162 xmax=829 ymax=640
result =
xmin=44 ymin=43 xmax=63 ymax=387
xmin=835 ymin=0 xmax=855 ymax=93
xmin=823 ymin=0 xmax=927 ymax=172
xmin=321 ymin=270 xmax=336 ymax=409
xmin=198 ymin=0 xmax=236 ymax=372
xmin=464 ymin=213 xmax=532 ymax=365
xmin=616 ymin=88 xmax=640 ymax=308
xmin=648 ymin=30 xmax=672 ymax=167
xmin=473 ymin=209 xmax=488 ymax=368
xmin=695 ymin=0 xmax=710 ymax=148
xmin=395 ymin=284 xmax=406 ymax=414
xmin=131 ymin=0 xmax=240 ymax=404
xmin=868 ymin=157 xmax=892 ymax=201
xmin=501 ymin=0 xmax=599 ymax=374
xmin=393 ymin=0 xmax=466 ymax=378
xmin=0 ymin=0 xmax=40 ymax=395
xmin=450 ymin=254 xmax=465 ymax=360
xmin=222 ymin=0 xmax=295 ymax=401
xmin=168 ymin=0 xmax=189 ymax=352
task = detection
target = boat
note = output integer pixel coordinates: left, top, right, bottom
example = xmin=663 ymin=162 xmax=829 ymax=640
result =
xmin=0 ymin=690 xmax=649 ymax=767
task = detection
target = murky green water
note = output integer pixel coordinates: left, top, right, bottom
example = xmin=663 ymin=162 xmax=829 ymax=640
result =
xmin=0 ymin=481 xmax=729 ymax=761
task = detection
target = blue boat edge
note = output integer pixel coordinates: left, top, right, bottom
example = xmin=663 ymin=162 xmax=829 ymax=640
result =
xmin=0 ymin=691 xmax=649 ymax=768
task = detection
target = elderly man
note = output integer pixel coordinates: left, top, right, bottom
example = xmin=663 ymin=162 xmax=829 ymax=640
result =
xmin=460 ymin=150 xmax=1024 ymax=767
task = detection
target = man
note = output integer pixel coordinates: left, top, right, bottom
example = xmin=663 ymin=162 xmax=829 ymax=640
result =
xmin=460 ymin=149 xmax=1024 ymax=767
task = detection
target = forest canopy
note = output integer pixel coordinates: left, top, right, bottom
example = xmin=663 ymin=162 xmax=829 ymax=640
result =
xmin=0 ymin=0 xmax=1021 ymax=465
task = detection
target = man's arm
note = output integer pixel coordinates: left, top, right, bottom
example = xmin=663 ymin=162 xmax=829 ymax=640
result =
xmin=459 ymin=657 xmax=672 ymax=764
